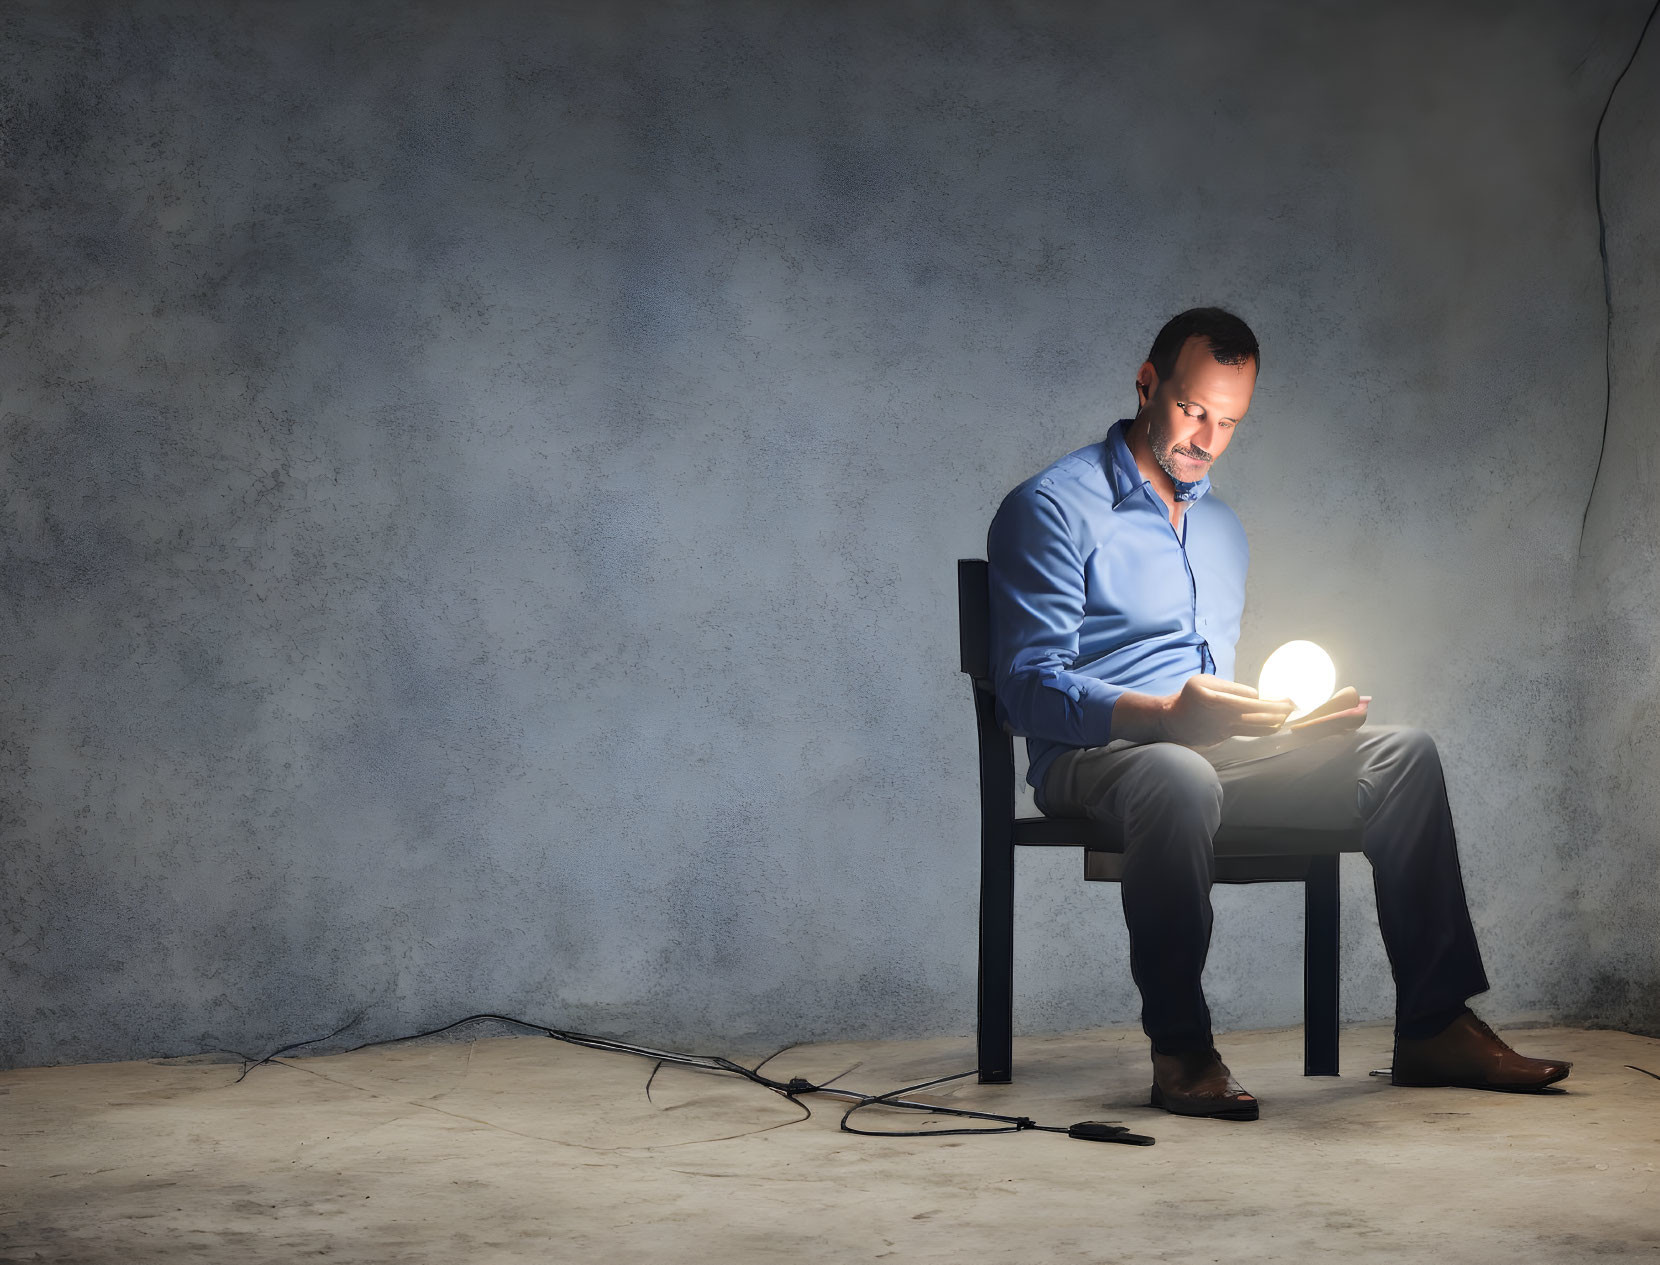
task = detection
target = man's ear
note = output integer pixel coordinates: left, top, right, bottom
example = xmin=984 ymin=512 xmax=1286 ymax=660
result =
xmin=1135 ymin=361 xmax=1157 ymax=407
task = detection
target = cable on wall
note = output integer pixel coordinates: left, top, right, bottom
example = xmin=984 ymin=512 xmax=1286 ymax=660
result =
xmin=1578 ymin=0 xmax=1660 ymax=553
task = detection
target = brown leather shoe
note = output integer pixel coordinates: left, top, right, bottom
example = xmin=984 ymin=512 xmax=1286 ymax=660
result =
xmin=1392 ymin=1011 xmax=1571 ymax=1092
xmin=1150 ymin=1047 xmax=1259 ymax=1120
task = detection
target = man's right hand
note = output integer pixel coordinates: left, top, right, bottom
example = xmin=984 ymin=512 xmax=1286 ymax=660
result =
xmin=1162 ymin=675 xmax=1295 ymax=748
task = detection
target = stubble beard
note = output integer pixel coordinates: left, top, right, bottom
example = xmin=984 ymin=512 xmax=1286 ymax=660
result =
xmin=1144 ymin=410 xmax=1211 ymax=483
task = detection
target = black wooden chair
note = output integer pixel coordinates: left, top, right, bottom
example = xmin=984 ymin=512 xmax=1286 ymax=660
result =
xmin=958 ymin=558 xmax=1365 ymax=1084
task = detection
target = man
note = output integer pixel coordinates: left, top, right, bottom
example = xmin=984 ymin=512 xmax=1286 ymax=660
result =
xmin=985 ymin=307 xmax=1569 ymax=1120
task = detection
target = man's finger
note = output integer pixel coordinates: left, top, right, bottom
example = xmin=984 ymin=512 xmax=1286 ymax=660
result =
xmin=1202 ymin=678 xmax=1261 ymax=699
xmin=1294 ymin=687 xmax=1361 ymax=723
xmin=1215 ymin=694 xmax=1293 ymax=718
xmin=1287 ymin=702 xmax=1369 ymax=733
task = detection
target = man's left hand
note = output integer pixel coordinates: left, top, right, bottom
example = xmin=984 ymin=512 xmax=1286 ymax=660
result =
xmin=1281 ymin=686 xmax=1369 ymax=735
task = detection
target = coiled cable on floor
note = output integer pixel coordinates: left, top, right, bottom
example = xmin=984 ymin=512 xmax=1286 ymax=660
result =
xmin=232 ymin=1012 xmax=1154 ymax=1146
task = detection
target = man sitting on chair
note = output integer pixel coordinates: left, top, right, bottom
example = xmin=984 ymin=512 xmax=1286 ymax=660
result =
xmin=985 ymin=306 xmax=1570 ymax=1120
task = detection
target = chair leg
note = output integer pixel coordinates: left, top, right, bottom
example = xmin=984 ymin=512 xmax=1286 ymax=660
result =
xmin=1303 ymin=854 xmax=1341 ymax=1076
xmin=977 ymin=829 xmax=1015 ymax=1084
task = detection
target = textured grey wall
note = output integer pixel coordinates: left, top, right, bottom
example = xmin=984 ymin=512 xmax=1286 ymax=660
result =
xmin=1573 ymin=12 xmax=1660 ymax=1035
xmin=0 ymin=1 xmax=1644 ymax=1068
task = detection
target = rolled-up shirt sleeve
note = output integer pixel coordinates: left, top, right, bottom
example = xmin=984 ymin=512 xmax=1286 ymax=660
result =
xmin=986 ymin=484 xmax=1123 ymax=748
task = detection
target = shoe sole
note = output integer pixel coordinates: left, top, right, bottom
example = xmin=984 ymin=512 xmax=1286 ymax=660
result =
xmin=1150 ymin=1082 xmax=1260 ymax=1121
xmin=1389 ymin=1065 xmax=1571 ymax=1092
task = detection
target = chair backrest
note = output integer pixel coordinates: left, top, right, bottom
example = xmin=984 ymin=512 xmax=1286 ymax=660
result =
xmin=958 ymin=559 xmax=1017 ymax=814
xmin=957 ymin=558 xmax=992 ymax=684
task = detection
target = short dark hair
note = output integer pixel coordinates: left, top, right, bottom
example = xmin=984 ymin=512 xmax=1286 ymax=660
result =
xmin=1145 ymin=307 xmax=1260 ymax=385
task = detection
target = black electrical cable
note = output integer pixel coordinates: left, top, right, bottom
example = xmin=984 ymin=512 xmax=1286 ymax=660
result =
xmin=234 ymin=1011 xmax=1154 ymax=1146
xmin=231 ymin=1007 xmax=369 ymax=1083
xmin=1578 ymin=0 xmax=1660 ymax=553
xmin=838 ymin=1068 xmax=1068 ymax=1138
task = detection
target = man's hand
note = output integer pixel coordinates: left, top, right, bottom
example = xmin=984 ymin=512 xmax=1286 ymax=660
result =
xmin=1162 ymin=675 xmax=1295 ymax=748
xmin=1284 ymin=686 xmax=1370 ymax=736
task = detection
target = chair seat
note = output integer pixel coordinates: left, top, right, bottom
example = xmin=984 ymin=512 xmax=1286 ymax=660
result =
xmin=1085 ymin=850 xmax=1344 ymax=884
xmin=1018 ymin=814 xmax=1365 ymax=885
xmin=1015 ymin=814 xmax=1365 ymax=856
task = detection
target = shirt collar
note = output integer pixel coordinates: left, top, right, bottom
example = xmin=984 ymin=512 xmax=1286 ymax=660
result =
xmin=1105 ymin=417 xmax=1211 ymax=508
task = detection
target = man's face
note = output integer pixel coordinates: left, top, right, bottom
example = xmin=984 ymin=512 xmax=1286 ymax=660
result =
xmin=1135 ymin=335 xmax=1257 ymax=484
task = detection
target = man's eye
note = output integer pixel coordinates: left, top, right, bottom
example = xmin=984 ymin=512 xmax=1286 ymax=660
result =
xmin=1177 ymin=402 xmax=1202 ymax=417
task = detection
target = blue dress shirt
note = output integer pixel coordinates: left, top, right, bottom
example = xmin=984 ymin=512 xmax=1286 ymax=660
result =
xmin=986 ymin=418 xmax=1249 ymax=791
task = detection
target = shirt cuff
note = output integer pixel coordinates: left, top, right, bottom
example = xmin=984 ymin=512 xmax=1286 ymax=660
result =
xmin=1066 ymin=675 xmax=1125 ymax=748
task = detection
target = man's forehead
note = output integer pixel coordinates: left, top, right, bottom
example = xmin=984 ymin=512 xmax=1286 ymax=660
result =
xmin=1168 ymin=339 xmax=1256 ymax=406
xmin=1171 ymin=335 xmax=1256 ymax=376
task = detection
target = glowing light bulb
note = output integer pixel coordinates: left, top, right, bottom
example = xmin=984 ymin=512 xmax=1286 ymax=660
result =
xmin=1258 ymin=640 xmax=1336 ymax=721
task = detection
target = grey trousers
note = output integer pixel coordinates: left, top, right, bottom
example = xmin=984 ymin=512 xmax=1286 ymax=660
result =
xmin=1036 ymin=725 xmax=1492 ymax=1054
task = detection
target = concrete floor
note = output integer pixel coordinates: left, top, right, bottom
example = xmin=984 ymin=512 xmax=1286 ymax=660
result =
xmin=3 ymin=1023 xmax=1659 ymax=1263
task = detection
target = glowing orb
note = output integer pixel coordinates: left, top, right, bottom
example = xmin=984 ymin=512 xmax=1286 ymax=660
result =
xmin=1258 ymin=640 xmax=1336 ymax=721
